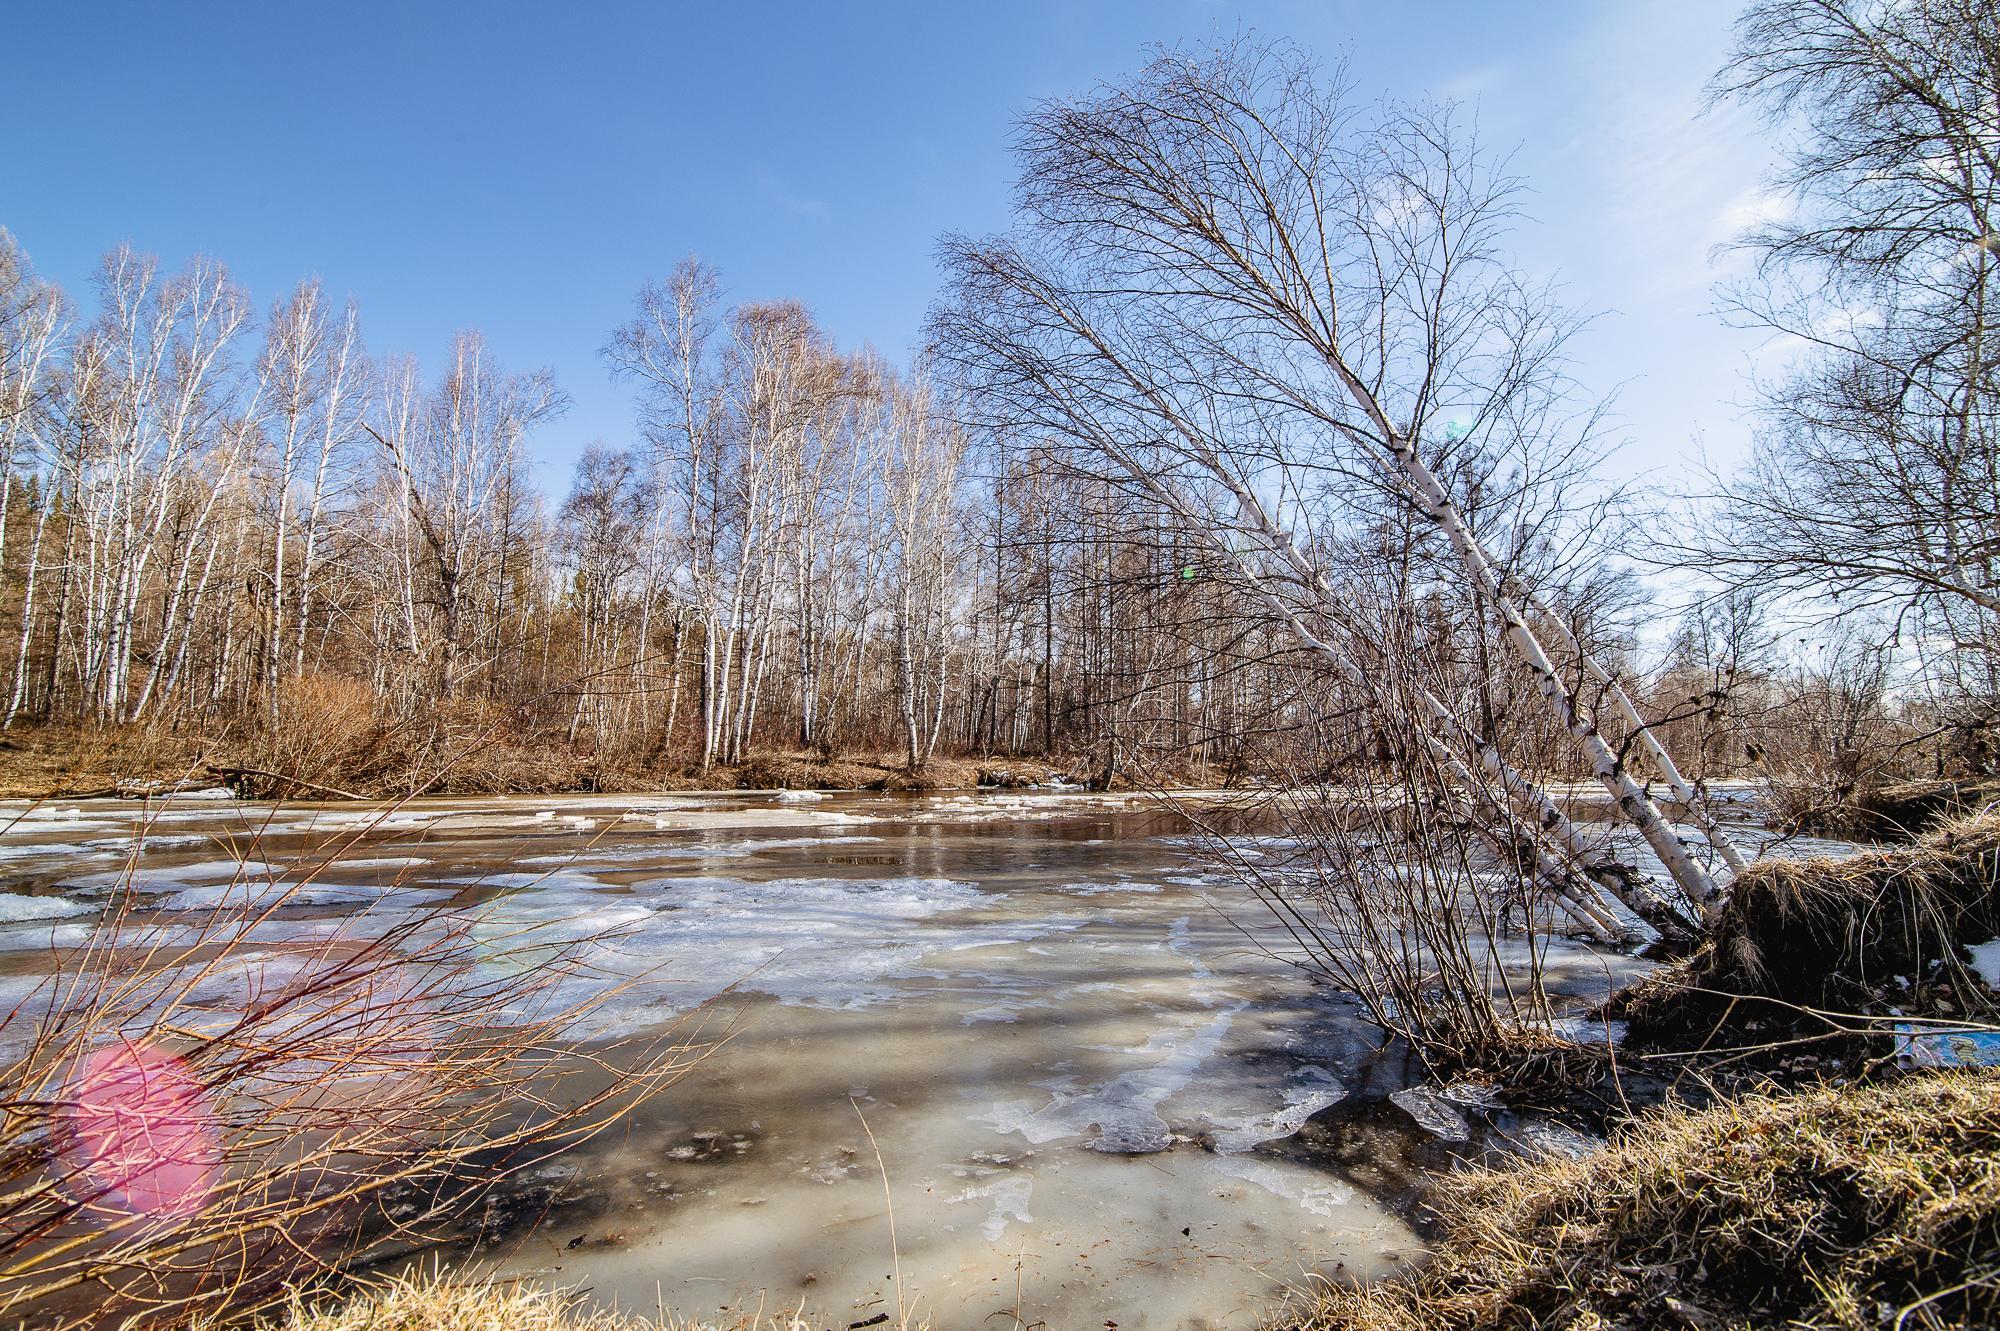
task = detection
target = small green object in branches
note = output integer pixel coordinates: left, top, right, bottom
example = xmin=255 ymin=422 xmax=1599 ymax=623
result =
xmin=1180 ymin=565 xmax=1200 ymax=581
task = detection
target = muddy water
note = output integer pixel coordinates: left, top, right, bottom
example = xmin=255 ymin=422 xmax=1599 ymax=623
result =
xmin=0 ymin=789 xmax=1658 ymax=1329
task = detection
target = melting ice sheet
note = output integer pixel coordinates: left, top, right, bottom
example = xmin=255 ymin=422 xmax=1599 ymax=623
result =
xmin=0 ymin=789 xmax=1656 ymax=1328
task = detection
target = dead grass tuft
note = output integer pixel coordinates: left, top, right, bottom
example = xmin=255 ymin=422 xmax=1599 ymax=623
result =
xmin=1293 ymin=1070 xmax=2000 ymax=1331
xmin=237 ymin=1272 xmax=655 ymax=1331
xmin=242 ymin=1268 xmax=909 ymax=1331
xmin=0 ymin=722 xmax=210 ymax=798
xmin=1772 ymin=777 xmax=2000 ymax=840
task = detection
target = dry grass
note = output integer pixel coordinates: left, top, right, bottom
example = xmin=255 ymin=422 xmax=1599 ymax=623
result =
xmin=722 ymin=751 xmax=915 ymax=792
xmin=0 ymin=722 xmax=210 ymax=798
xmin=0 ymin=714 xmax=1092 ymax=800
xmin=238 ymin=1267 xmax=918 ymax=1331
xmin=1293 ymin=1070 xmax=2000 ymax=1331
xmin=240 ymin=1272 xmax=660 ymax=1331
xmin=1769 ymin=776 xmax=1998 ymax=840
xmin=720 ymin=750 xmax=1087 ymax=792
xmin=254 ymin=1268 xmax=927 ymax=1331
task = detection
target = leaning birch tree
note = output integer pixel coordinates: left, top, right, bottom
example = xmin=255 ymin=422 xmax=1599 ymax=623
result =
xmin=936 ymin=42 xmax=1747 ymax=934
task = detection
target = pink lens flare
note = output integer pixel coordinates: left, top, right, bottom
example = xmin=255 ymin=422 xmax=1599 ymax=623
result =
xmin=56 ymin=1040 xmax=221 ymax=1223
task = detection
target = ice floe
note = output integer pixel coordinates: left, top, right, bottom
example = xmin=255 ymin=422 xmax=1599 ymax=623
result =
xmin=1388 ymin=1085 xmax=1472 ymax=1140
xmin=1053 ymin=879 xmax=1162 ymax=896
xmin=974 ymin=1002 xmax=1241 ymax=1153
xmin=0 ymin=894 xmax=94 ymax=922
xmin=948 ymin=1175 xmax=1033 ymax=1240
xmin=66 ymin=859 xmax=279 ymax=894
xmin=1208 ymin=1066 xmax=1345 ymax=1153
xmin=1209 ymin=1154 xmax=1355 ymax=1217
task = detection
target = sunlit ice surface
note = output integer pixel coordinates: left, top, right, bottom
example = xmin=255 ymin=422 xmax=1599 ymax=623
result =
xmin=0 ymin=788 xmax=1675 ymax=1328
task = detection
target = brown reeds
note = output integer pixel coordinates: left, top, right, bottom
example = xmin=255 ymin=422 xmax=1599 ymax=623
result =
xmin=1168 ymin=665 xmax=1604 ymax=1084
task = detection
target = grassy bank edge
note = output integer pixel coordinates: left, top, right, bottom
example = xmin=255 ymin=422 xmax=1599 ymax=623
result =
xmin=1287 ymin=1069 xmax=1999 ymax=1331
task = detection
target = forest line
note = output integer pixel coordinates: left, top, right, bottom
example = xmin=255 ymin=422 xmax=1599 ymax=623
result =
xmin=0 ymin=4 xmax=1988 ymax=823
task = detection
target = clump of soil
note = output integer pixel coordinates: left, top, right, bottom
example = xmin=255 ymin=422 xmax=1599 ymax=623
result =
xmin=1293 ymin=1070 xmax=2000 ymax=1331
xmin=1612 ymin=812 xmax=2000 ymax=1060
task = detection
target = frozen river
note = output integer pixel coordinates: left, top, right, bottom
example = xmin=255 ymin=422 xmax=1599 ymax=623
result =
xmin=0 ymin=788 xmax=1657 ymax=1329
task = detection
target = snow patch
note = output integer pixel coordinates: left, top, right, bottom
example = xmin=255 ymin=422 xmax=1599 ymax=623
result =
xmin=1965 ymin=938 xmax=2000 ymax=989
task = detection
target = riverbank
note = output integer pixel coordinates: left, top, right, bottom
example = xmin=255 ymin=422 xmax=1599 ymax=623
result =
xmin=1290 ymin=814 xmax=2000 ymax=1331
xmin=0 ymin=721 xmax=1128 ymax=800
xmin=1293 ymin=1070 xmax=2000 ymax=1331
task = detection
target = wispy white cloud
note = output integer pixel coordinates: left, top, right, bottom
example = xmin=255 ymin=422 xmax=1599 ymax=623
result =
xmin=1555 ymin=0 xmax=1772 ymax=310
xmin=751 ymin=168 xmax=831 ymax=222
xmin=1436 ymin=62 xmax=1508 ymax=103
xmin=1481 ymin=0 xmax=1790 ymax=482
xmin=1714 ymin=185 xmax=1791 ymax=241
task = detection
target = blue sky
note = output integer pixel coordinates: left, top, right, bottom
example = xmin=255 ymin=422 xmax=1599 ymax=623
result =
xmin=1 ymin=0 xmax=1782 ymax=499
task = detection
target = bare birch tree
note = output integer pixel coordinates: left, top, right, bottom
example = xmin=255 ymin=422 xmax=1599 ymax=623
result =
xmin=882 ymin=372 xmax=970 ymax=773
xmin=557 ymin=443 xmax=650 ymax=742
xmin=60 ymin=248 xmax=252 ymax=723
xmin=254 ymin=280 xmax=367 ymax=709
xmin=0 ymin=232 xmax=67 ymax=728
xmin=368 ymin=333 xmax=565 ymax=700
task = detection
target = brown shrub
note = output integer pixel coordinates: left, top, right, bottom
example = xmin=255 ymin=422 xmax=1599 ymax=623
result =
xmin=257 ymin=673 xmax=389 ymax=792
xmin=0 ymin=850 xmax=701 ymax=1328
